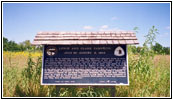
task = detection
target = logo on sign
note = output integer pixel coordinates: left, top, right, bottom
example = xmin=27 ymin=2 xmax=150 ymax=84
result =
xmin=46 ymin=46 xmax=57 ymax=56
xmin=114 ymin=46 xmax=125 ymax=56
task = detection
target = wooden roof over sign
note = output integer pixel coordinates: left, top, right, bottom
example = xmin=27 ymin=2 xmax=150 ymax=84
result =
xmin=32 ymin=31 xmax=139 ymax=45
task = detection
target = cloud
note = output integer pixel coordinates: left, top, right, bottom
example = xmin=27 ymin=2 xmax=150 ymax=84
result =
xmin=111 ymin=16 xmax=118 ymax=20
xmin=98 ymin=27 xmax=125 ymax=32
xmin=165 ymin=26 xmax=170 ymax=30
xmin=101 ymin=25 xmax=109 ymax=29
xmin=83 ymin=26 xmax=93 ymax=30
xmin=99 ymin=28 xmax=105 ymax=31
xmin=158 ymin=32 xmax=170 ymax=38
xmin=163 ymin=32 xmax=170 ymax=36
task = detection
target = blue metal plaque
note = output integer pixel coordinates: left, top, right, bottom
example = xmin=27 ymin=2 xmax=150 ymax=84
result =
xmin=42 ymin=45 xmax=129 ymax=85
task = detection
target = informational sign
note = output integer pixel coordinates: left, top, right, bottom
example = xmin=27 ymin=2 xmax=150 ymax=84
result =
xmin=42 ymin=45 xmax=129 ymax=85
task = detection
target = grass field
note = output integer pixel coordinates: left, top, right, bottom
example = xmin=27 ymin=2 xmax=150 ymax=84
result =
xmin=3 ymin=51 xmax=170 ymax=97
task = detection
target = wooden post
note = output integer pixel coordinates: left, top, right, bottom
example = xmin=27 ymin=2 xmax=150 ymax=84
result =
xmin=110 ymin=86 xmax=116 ymax=97
xmin=56 ymin=86 xmax=61 ymax=97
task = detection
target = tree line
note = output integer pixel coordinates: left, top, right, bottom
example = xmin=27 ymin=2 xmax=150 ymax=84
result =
xmin=129 ymin=42 xmax=170 ymax=55
xmin=3 ymin=37 xmax=42 ymax=52
xmin=3 ymin=37 xmax=170 ymax=55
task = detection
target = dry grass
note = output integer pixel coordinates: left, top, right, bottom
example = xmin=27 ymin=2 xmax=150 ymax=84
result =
xmin=3 ymin=51 xmax=42 ymax=97
xmin=3 ymin=51 xmax=42 ymax=68
xmin=154 ymin=55 xmax=170 ymax=68
xmin=3 ymin=51 xmax=170 ymax=97
xmin=116 ymin=54 xmax=170 ymax=97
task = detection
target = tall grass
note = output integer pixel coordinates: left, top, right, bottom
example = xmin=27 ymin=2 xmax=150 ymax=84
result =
xmin=3 ymin=51 xmax=170 ymax=97
xmin=13 ymin=53 xmax=112 ymax=97
xmin=114 ymin=26 xmax=170 ymax=97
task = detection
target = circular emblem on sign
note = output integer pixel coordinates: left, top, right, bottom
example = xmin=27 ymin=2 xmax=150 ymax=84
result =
xmin=46 ymin=46 xmax=57 ymax=56
xmin=114 ymin=46 xmax=125 ymax=56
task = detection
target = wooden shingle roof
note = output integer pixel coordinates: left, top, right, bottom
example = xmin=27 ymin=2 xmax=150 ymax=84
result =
xmin=32 ymin=31 xmax=139 ymax=45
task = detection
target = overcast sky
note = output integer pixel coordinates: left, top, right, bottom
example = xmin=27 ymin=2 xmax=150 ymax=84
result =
xmin=3 ymin=2 xmax=170 ymax=47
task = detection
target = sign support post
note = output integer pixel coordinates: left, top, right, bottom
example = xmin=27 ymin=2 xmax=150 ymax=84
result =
xmin=110 ymin=86 xmax=116 ymax=97
xmin=56 ymin=86 xmax=61 ymax=97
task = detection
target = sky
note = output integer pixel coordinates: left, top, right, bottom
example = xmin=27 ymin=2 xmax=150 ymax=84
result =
xmin=3 ymin=3 xmax=170 ymax=47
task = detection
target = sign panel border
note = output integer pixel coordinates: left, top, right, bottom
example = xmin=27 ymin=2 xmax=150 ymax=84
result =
xmin=41 ymin=45 xmax=129 ymax=86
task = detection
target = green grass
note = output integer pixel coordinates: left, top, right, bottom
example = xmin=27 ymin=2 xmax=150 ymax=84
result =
xmin=3 ymin=51 xmax=170 ymax=97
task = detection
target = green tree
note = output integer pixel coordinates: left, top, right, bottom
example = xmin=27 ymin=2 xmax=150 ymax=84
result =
xmin=8 ymin=41 xmax=20 ymax=51
xmin=3 ymin=37 xmax=9 ymax=51
xmin=3 ymin=37 xmax=42 ymax=52
xmin=152 ymin=42 xmax=163 ymax=54
xmin=18 ymin=43 xmax=26 ymax=51
xmin=152 ymin=42 xmax=170 ymax=55
xmin=22 ymin=40 xmax=32 ymax=50
xmin=162 ymin=47 xmax=170 ymax=55
xmin=3 ymin=37 xmax=20 ymax=51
